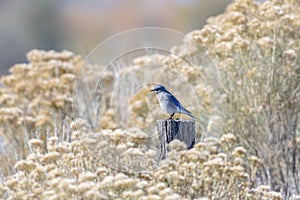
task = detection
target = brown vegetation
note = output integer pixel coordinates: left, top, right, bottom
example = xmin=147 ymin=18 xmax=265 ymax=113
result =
xmin=0 ymin=0 xmax=299 ymax=199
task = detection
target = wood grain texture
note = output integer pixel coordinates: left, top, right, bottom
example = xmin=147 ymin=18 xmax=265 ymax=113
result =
xmin=157 ymin=119 xmax=195 ymax=160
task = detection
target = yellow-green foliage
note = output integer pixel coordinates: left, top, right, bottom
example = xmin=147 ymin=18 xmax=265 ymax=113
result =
xmin=0 ymin=0 xmax=299 ymax=199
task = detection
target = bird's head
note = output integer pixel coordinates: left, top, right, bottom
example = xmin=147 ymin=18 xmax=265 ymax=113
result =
xmin=151 ymin=84 xmax=167 ymax=94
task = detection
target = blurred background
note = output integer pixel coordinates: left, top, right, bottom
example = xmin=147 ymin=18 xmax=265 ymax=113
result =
xmin=0 ymin=0 xmax=231 ymax=75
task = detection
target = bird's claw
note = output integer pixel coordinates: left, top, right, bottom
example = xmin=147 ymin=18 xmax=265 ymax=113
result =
xmin=168 ymin=113 xmax=175 ymax=120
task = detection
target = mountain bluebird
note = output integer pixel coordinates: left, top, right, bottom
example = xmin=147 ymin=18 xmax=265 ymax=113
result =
xmin=151 ymin=84 xmax=194 ymax=119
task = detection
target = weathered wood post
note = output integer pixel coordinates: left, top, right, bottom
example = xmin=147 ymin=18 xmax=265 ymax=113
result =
xmin=157 ymin=119 xmax=195 ymax=160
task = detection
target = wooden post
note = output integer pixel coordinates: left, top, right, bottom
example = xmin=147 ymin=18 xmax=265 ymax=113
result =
xmin=157 ymin=119 xmax=195 ymax=160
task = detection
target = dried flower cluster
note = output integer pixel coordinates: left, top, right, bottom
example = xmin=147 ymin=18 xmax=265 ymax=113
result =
xmin=183 ymin=0 xmax=300 ymax=198
xmin=106 ymin=39 xmax=225 ymax=139
xmin=0 ymin=0 xmax=299 ymax=199
xmin=99 ymin=0 xmax=300 ymax=197
xmin=98 ymin=53 xmax=212 ymax=134
xmin=0 ymin=126 xmax=279 ymax=199
xmin=0 ymin=50 xmax=83 ymax=174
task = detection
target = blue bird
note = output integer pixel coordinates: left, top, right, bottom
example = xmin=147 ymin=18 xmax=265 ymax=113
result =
xmin=151 ymin=84 xmax=194 ymax=119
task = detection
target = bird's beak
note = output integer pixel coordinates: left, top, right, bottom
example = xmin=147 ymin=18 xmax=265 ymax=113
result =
xmin=150 ymin=89 xmax=154 ymax=92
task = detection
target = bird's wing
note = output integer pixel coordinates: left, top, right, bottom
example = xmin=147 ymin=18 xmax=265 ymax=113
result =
xmin=181 ymin=107 xmax=195 ymax=118
xmin=167 ymin=92 xmax=195 ymax=118
xmin=166 ymin=92 xmax=182 ymax=108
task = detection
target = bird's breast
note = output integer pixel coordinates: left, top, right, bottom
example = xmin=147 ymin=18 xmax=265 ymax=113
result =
xmin=156 ymin=93 xmax=180 ymax=114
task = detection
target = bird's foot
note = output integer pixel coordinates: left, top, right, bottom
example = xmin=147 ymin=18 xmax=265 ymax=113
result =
xmin=167 ymin=113 xmax=175 ymax=120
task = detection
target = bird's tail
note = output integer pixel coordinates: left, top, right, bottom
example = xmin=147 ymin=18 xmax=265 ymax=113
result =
xmin=181 ymin=107 xmax=195 ymax=119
